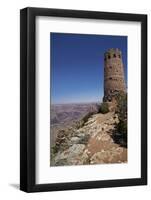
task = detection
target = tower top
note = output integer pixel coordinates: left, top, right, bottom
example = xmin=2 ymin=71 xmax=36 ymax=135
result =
xmin=105 ymin=48 xmax=121 ymax=55
xmin=104 ymin=48 xmax=122 ymax=60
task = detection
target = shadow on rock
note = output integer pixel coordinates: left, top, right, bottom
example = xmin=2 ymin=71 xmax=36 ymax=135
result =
xmin=110 ymin=129 xmax=127 ymax=148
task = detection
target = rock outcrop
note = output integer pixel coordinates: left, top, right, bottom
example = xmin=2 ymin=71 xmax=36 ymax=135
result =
xmin=51 ymin=111 xmax=127 ymax=166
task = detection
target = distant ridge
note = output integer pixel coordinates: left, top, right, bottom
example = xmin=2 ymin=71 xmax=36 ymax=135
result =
xmin=51 ymin=101 xmax=100 ymax=106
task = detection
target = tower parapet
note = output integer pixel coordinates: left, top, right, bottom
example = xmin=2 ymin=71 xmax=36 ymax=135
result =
xmin=103 ymin=48 xmax=126 ymax=102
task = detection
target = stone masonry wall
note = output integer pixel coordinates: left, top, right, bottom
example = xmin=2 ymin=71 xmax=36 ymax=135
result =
xmin=103 ymin=48 xmax=126 ymax=102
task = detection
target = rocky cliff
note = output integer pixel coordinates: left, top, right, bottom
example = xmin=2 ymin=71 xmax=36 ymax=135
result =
xmin=50 ymin=111 xmax=127 ymax=166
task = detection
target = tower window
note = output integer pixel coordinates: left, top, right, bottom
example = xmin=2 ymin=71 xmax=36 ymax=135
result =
xmin=108 ymin=55 xmax=111 ymax=59
xmin=119 ymin=54 xmax=121 ymax=58
xmin=113 ymin=54 xmax=116 ymax=58
xmin=109 ymin=77 xmax=112 ymax=80
xmin=109 ymin=66 xmax=112 ymax=69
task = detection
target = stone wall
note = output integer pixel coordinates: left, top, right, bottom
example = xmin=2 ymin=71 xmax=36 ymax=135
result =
xmin=103 ymin=48 xmax=126 ymax=102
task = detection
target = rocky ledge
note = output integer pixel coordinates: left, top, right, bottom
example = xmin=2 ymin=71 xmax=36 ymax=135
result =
xmin=51 ymin=111 xmax=127 ymax=166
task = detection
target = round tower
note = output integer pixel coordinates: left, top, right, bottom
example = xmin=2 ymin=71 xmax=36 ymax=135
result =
xmin=103 ymin=48 xmax=126 ymax=102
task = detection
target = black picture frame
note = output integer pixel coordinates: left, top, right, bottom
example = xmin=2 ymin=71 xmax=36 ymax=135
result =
xmin=20 ymin=7 xmax=147 ymax=192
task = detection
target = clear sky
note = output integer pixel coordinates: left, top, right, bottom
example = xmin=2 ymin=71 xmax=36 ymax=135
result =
xmin=50 ymin=33 xmax=127 ymax=104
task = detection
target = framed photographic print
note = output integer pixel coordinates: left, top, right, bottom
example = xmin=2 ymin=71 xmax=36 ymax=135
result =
xmin=20 ymin=7 xmax=147 ymax=192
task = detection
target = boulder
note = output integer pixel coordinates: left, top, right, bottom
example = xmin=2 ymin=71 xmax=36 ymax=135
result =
xmin=70 ymin=137 xmax=81 ymax=144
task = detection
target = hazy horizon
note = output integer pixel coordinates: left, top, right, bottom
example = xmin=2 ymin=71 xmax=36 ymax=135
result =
xmin=51 ymin=101 xmax=100 ymax=105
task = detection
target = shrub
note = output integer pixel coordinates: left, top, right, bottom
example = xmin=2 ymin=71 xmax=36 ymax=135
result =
xmin=113 ymin=119 xmax=127 ymax=147
xmin=115 ymin=92 xmax=127 ymax=121
xmin=98 ymin=102 xmax=109 ymax=114
xmin=116 ymin=120 xmax=127 ymax=135
xmin=51 ymin=145 xmax=59 ymax=155
xmin=79 ymin=134 xmax=90 ymax=145
xmin=113 ymin=92 xmax=127 ymax=147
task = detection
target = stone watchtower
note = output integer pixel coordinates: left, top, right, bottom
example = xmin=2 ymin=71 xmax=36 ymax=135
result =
xmin=103 ymin=48 xmax=126 ymax=102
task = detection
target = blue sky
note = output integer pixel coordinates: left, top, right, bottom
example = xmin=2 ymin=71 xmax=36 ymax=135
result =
xmin=50 ymin=33 xmax=127 ymax=104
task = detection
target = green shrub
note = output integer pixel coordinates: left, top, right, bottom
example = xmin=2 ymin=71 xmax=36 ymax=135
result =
xmin=114 ymin=119 xmax=127 ymax=146
xmin=113 ymin=92 xmax=127 ymax=147
xmin=79 ymin=134 xmax=90 ymax=145
xmin=51 ymin=145 xmax=59 ymax=155
xmin=115 ymin=92 xmax=127 ymax=121
xmin=116 ymin=120 xmax=127 ymax=135
xmin=98 ymin=102 xmax=109 ymax=114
